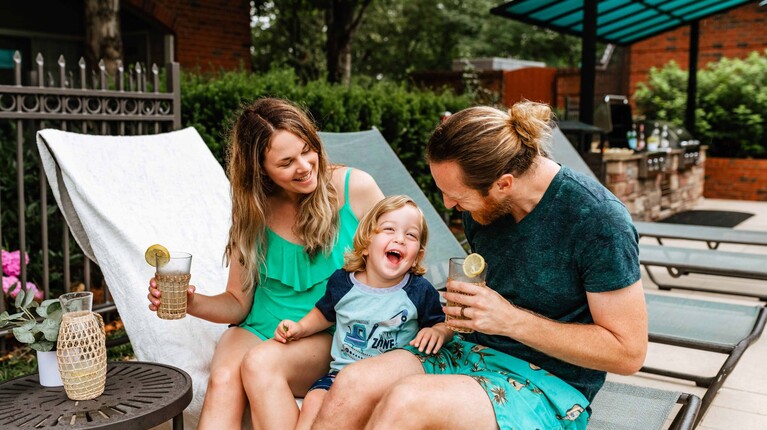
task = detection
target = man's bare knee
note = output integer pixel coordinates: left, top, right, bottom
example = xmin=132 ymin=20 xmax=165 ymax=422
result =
xmin=379 ymin=376 xmax=430 ymax=416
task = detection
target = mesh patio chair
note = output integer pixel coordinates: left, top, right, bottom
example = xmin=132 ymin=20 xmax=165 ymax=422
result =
xmin=642 ymin=293 xmax=766 ymax=426
xmin=589 ymin=381 xmax=700 ymax=430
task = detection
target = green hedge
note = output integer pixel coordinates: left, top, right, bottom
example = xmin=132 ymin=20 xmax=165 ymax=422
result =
xmin=634 ymin=50 xmax=767 ymax=158
xmin=180 ymin=68 xmax=472 ymax=212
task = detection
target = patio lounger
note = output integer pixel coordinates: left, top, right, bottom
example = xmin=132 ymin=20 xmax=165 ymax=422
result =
xmin=588 ymin=381 xmax=700 ymax=430
xmin=322 ymin=128 xmax=702 ymax=430
xmin=643 ymin=293 xmax=766 ymax=426
xmin=37 ymin=128 xmax=232 ymax=429
xmin=635 ymin=221 xmax=767 ymax=250
xmin=640 ymin=243 xmax=767 ymax=300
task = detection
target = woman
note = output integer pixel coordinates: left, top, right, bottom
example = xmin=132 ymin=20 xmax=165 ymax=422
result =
xmin=147 ymin=98 xmax=384 ymax=429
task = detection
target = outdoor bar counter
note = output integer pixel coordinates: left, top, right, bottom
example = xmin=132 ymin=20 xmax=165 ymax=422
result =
xmin=594 ymin=147 xmax=706 ymax=221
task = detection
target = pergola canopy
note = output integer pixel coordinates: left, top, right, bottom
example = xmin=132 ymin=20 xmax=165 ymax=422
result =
xmin=490 ymin=0 xmax=761 ymax=128
xmin=491 ymin=0 xmax=755 ymax=45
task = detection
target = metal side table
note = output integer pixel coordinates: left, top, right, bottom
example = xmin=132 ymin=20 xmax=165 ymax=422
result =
xmin=0 ymin=361 xmax=192 ymax=429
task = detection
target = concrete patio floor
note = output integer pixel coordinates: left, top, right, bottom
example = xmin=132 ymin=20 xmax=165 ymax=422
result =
xmin=610 ymin=198 xmax=767 ymax=429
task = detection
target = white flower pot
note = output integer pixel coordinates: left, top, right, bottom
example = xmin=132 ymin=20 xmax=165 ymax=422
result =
xmin=37 ymin=350 xmax=64 ymax=387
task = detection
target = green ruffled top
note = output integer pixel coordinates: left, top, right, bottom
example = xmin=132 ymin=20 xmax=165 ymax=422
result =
xmin=240 ymin=169 xmax=359 ymax=340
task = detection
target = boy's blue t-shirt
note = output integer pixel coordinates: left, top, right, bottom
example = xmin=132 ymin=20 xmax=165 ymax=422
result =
xmin=316 ymin=269 xmax=444 ymax=372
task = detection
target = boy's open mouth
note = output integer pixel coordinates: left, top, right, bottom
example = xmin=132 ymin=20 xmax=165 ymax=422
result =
xmin=386 ymin=249 xmax=403 ymax=264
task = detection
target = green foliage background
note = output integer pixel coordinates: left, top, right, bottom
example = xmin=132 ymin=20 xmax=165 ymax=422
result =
xmin=634 ymin=50 xmax=767 ymax=158
xmin=180 ymin=68 xmax=472 ymax=211
xmin=0 ymin=123 xmax=74 ymax=292
xmin=251 ymin=0 xmax=583 ymax=82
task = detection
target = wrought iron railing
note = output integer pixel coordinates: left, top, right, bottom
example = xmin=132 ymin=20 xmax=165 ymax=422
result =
xmin=0 ymin=51 xmax=180 ymax=323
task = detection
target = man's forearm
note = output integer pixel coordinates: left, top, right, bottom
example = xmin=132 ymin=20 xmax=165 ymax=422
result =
xmin=499 ymin=283 xmax=647 ymax=374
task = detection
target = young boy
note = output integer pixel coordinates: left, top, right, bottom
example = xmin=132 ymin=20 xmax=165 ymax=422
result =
xmin=274 ymin=195 xmax=452 ymax=430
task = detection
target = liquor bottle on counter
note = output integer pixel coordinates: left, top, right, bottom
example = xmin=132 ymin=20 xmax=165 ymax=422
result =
xmin=660 ymin=124 xmax=670 ymax=149
xmin=647 ymin=123 xmax=660 ymax=151
xmin=636 ymin=123 xmax=646 ymax=151
xmin=626 ymin=124 xmax=638 ymax=150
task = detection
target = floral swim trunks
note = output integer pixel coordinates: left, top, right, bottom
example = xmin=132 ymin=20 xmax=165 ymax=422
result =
xmin=404 ymin=336 xmax=589 ymax=430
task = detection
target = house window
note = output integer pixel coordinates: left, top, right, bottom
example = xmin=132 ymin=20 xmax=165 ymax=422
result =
xmin=0 ymin=49 xmax=14 ymax=69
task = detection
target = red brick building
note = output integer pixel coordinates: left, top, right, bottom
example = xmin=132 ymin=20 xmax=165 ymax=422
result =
xmin=0 ymin=0 xmax=251 ymax=82
xmin=123 ymin=0 xmax=251 ymax=71
xmin=629 ymin=1 xmax=767 ymax=98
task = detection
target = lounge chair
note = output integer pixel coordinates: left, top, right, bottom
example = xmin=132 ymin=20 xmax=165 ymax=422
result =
xmin=636 ymin=223 xmax=767 ymax=301
xmin=640 ymin=244 xmax=767 ymax=301
xmin=588 ymin=381 xmax=700 ymax=430
xmin=643 ymin=292 xmax=766 ymax=426
xmin=635 ymin=221 xmax=767 ymax=250
xmin=37 ymin=126 xmax=701 ymax=429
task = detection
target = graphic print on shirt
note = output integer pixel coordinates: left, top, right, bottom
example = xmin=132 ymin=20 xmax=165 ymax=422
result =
xmin=342 ymin=309 xmax=409 ymax=360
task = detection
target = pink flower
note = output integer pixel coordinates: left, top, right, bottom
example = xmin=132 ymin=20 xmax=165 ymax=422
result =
xmin=1 ymin=250 xmax=29 ymax=277
xmin=1 ymin=277 xmax=41 ymax=300
xmin=25 ymin=283 xmax=44 ymax=300
xmin=2 ymin=275 xmax=19 ymax=295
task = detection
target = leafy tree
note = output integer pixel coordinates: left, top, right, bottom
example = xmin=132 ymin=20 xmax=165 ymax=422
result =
xmin=634 ymin=50 xmax=767 ymax=158
xmin=252 ymin=0 xmax=583 ymax=83
xmin=251 ymin=0 xmax=373 ymax=85
xmin=84 ymin=0 xmax=123 ymax=75
xmin=325 ymin=0 xmax=373 ymax=85
xmin=251 ymin=1 xmax=326 ymax=81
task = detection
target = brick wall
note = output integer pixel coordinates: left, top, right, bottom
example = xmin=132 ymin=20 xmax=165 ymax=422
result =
xmin=125 ymin=0 xmax=251 ymax=71
xmin=603 ymin=150 xmax=705 ymax=221
xmin=629 ymin=3 xmax=767 ymax=97
xmin=705 ymin=158 xmax=767 ymax=201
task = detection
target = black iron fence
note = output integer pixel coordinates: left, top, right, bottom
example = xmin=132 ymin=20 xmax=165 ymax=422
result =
xmin=0 ymin=51 xmax=180 ymax=330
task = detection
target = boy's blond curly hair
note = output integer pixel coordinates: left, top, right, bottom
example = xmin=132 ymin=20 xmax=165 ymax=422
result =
xmin=343 ymin=195 xmax=428 ymax=276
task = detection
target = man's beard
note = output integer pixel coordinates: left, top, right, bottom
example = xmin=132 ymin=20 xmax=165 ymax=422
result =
xmin=470 ymin=194 xmax=514 ymax=225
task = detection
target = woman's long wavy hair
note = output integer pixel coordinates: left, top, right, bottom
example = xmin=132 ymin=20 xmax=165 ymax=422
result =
xmin=343 ymin=195 xmax=429 ymax=276
xmin=225 ymin=98 xmax=339 ymax=292
xmin=427 ymin=101 xmax=553 ymax=194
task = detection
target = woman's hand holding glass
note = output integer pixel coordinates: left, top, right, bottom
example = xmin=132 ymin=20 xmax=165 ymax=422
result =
xmin=147 ymin=277 xmax=197 ymax=312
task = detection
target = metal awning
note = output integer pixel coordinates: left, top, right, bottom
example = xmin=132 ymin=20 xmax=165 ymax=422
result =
xmin=490 ymin=0 xmax=761 ymax=128
xmin=490 ymin=0 xmax=756 ymax=46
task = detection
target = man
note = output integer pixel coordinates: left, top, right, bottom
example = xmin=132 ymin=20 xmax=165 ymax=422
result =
xmin=312 ymin=101 xmax=647 ymax=430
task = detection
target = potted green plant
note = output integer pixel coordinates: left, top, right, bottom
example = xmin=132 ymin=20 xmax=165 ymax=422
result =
xmin=0 ymin=288 xmax=63 ymax=386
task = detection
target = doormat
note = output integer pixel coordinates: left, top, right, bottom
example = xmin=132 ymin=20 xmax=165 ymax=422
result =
xmin=659 ymin=210 xmax=753 ymax=228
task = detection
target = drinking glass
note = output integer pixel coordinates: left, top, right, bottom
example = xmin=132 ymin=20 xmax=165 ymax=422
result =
xmin=59 ymin=291 xmax=94 ymax=314
xmin=155 ymin=251 xmax=192 ymax=320
xmin=445 ymin=257 xmax=488 ymax=333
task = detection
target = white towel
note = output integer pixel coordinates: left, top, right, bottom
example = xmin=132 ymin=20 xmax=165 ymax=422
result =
xmin=37 ymin=127 xmax=231 ymax=429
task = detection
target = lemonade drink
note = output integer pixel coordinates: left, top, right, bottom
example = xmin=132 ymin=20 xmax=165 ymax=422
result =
xmin=445 ymin=255 xmax=487 ymax=333
xmin=154 ymin=251 xmax=192 ymax=320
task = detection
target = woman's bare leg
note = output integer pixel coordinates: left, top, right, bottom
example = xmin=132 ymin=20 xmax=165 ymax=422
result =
xmin=296 ymin=389 xmax=327 ymax=430
xmin=198 ymin=327 xmax=263 ymax=430
xmin=312 ymin=350 xmax=425 ymax=430
xmin=241 ymin=332 xmax=332 ymax=430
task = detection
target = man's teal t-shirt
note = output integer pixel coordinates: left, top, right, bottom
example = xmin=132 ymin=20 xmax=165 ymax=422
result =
xmin=463 ymin=166 xmax=640 ymax=402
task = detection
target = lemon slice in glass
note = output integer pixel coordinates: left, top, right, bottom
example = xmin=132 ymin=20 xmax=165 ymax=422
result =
xmin=463 ymin=253 xmax=486 ymax=278
xmin=145 ymin=244 xmax=170 ymax=268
